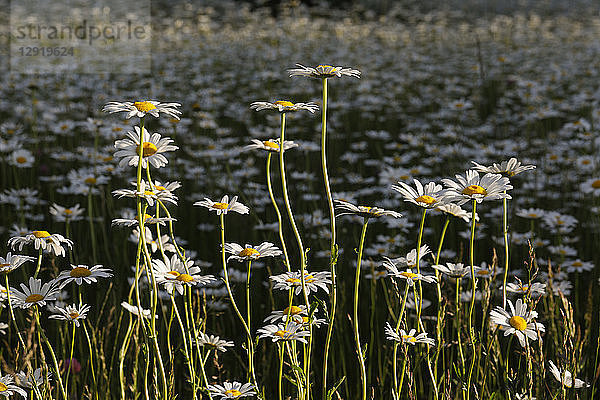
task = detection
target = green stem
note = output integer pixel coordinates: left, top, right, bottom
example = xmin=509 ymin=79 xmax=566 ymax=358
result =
xmin=219 ymin=214 xmax=258 ymax=391
xmin=321 ymin=77 xmax=338 ymax=400
xmin=353 ymin=219 xmax=369 ymax=400
xmin=466 ymin=199 xmax=478 ymax=400
xmin=392 ymin=284 xmax=410 ymax=397
xmin=34 ymin=307 xmax=68 ymax=399
xmin=266 ymin=153 xmax=291 ymax=271
xmin=33 ymin=248 xmax=43 ymax=279
xmin=501 ymin=195 xmax=509 ymax=308
xmin=64 ymin=323 xmax=76 ymax=397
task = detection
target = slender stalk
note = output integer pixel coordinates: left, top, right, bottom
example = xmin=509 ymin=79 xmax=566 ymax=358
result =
xmin=414 ymin=208 xmax=427 ymax=330
xmin=353 ymin=219 xmax=369 ymax=400
xmin=4 ymin=274 xmax=27 ymax=356
xmin=33 ymin=247 xmax=43 ymax=279
xmin=466 ymin=199 xmax=478 ymax=400
xmin=64 ymin=323 xmax=76 ymax=397
xmin=219 ymin=214 xmax=258 ymax=390
xmin=266 ymin=153 xmax=291 ymax=271
xmin=170 ymin=295 xmax=197 ymax=400
xmin=278 ymin=112 xmax=312 ymax=399
xmin=501 ymin=195 xmax=509 ymax=308
xmin=34 ymin=307 xmax=68 ymax=400
xmin=392 ymin=284 xmax=410 ymax=397
xmin=87 ymin=188 xmax=98 ymax=264
xmin=321 ymin=77 xmax=339 ymax=400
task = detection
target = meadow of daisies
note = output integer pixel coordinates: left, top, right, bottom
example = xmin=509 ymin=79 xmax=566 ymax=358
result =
xmin=1 ymin=1 xmax=599 ymax=399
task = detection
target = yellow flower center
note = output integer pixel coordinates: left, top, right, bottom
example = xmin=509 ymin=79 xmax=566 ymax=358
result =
xmin=177 ymin=274 xmax=194 ymax=283
xmin=462 ymin=185 xmax=487 ymax=196
xmin=402 ymin=335 xmax=417 ymax=343
xmin=154 ymin=185 xmax=166 ymax=191
xmin=0 ymin=382 xmax=7 ymax=391
xmin=275 ymin=330 xmax=289 ymax=338
xmin=476 ymin=270 xmax=490 ymax=276
xmin=134 ymin=101 xmax=157 ymax=112
xmin=70 ymin=267 xmax=92 ymax=277
xmin=142 ymin=142 xmax=158 ymax=157
xmin=400 ymin=272 xmax=418 ymax=279
xmin=69 ymin=312 xmax=80 ymax=319
xmin=167 ymin=271 xmax=180 ymax=277
xmin=263 ymin=140 xmax=279 ymax=150
xmin=0 ymin=263 xmax=9 ymax=268
xmin=283 ymin=306 xmax=303 ymax=315
xmin=415 ymin=195 xmax=436 ymax=205
xmin=582 ymin=159 xmax=591 ymax=165
xmin=176 ymin=273 xmax=194 ymax=283
xmin=84 ymin=177 xmax=97 ymax=185
xmin=274 ymin=101 xmax=294 ymax=107
xmin=25 ymin=294 xmax=44 ymax=303
xmin=64 ymin=209 xmax=73 ymax=215
xmin=144 ymin=190 xmax=155 ymax=196
xmin=212 ymin=202 xmax=229 ymax=210
xmin=286 ymin=278 xmax=301 ymax=284
xmin=572 ymin=261 xmax=583 ymax=267
xmin=317 ymin=64 xmax=333 ymax=68
xmin=32 ymin=230 xmax=51 ymax=238
xmin=239 ymin=248 xmax=260 ymax=257
xmin=508 ymin=315 xmax=528 ymax=331
xmin=16 ymin=156 xmax=27 ymax=164
xmin=520 ymin=286 xmax=529 ymax=292
xmin=591 ymin=180 xmax=600 ymax=189
xmin=224 ymin=389 xmax=242 ymax=397
xmin=455 ymin=103 xmax=464 ymax=108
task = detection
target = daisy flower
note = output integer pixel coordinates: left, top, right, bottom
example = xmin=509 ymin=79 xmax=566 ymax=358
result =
xmin=436 ymin=203 xmax=476 ymax=223
xmin=264 ymin=304 xmax=308 ymax=324
xmin=223 ymin=242 xmax=282 ymax=262
xmin=102 ymin=100 xmax=182 ymax=120
xmin=505 ymin=281 xmax=546 ymax=297
xmin=516 ymin=208 xmax=546 ymax=219
xmin=250 ymin=100 xmax=319 ymax=113
xmin=334 ymin=199 xmax=402 ymax=219
xmin=207 ymin=381 xmax=256 ymax=399
xmin=194 ymin=195 xmax=249 ymax=215
xmin=384 ymin=323 xmax=435 ymax=346
xmin=489 ymin=298 xmax=545 ymax=347
xmin=270 ymin=270 xmax=331 ymax=295
xmin=114 ymin=127 xmax=178 ymax=169
xmin=49 ymin=203 xmax=85 ymax=222
xmin=548 ymin=360 xmax=589 ymax=388
xmin=112 ymin=214 xmax=175 ymax=227
xmin=288 ymin=63 xmax=361 ymax=79
xmin=384 ymin=264 xmax=437 ymax=287
xmin=15 ymin=367 xmax=50 ymax=389
xmin=8 ymin=230 xmax=73 ymax=257
xmin=442 ymin=170 xmax=512 ymax=205
xmin=112 ymin=180 xmax=178 ymax=207
xmin=56 ymin=264 xmax=113 ymax=287
xmin=121 ymin=301 xmax=155 ymax=319
xmin=0 ymin=372 xmax=28 ymax=398
xmin=152 ymin=254 xmax=215 ymax=296
xmin=244 ymin=138 xmax=298 ymax=153
xmin=432 ymin=262 xmax=476 ymax=279
xmin=48 ymin=303 xmax=90 ymax=327
xmin=257 ymin=322 xmax=310 ymax=343
xmin=9 ymin=148 xmax=34 ymax=168
xmin=0 ymin=252 xmax=35 ymax=274
xmin=10 ymin=277 xmax=60 ymax=309
xmin=471 ymin=158 xmax=536 ymax=177
xmin=392 ymin=179 xmax=449 ymax=209
xmin=386 ymin=245 xmax=432 ymax=269
xmin=195 ymin=332 xmax=234 ymax=352
xmin=563 ymin=259 xmax=594 ymax=273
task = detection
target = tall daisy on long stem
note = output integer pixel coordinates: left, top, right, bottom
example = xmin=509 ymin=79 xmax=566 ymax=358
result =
xmin=472 ymin=158 xmax=535 ymax=308
xmin=289 ymin=63 xmax=360 ymax=398
xmin=443 ymin=169 xmax=512 ymax=400
xmin=334 ymin=199 xmax=401 ymax=400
